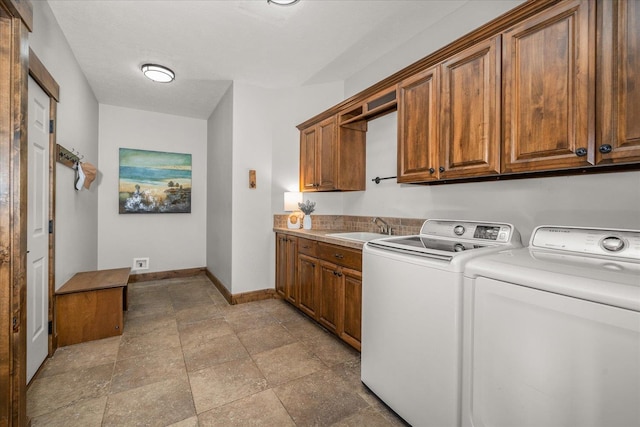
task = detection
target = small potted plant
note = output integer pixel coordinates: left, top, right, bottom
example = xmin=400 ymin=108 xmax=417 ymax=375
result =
xmin=298 ymin=200 xmax=316 ymax=230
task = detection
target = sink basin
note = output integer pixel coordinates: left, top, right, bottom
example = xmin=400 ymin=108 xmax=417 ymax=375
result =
xmin=326 ymin=232 xmax=388 ymax=242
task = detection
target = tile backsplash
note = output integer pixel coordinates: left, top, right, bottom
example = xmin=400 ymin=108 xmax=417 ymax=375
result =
xmin=274 ymin=214 xmax=424 ymax=236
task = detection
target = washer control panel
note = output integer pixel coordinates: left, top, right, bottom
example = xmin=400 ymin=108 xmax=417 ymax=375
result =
xmin=531 ymin=226 xmax=640 ymax=260
xmin=420 ymin=220 xmax=517 ymax=244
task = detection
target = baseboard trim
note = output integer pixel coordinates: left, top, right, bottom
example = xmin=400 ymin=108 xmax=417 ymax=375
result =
xmin=128 ymin=267 xmax=206 ymax=283
xmin=204 ymin=269 xmax=233 ymax=304
xmin=205 ymin=268 xmax=277 ymax=305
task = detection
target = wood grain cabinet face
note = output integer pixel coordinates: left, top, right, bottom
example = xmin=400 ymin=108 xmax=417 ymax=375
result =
xmin=502 ymin=0 xmax=595 ymax=173
xmin=340 ymin=268 xmax=362 ymax=351
xmin=440 ymin=36 xmax=501 ymax=179
xmin=297 ymin=253 xmax=320 ymax=318
xmin=597 ymin=0 xmax=640 ymax=164
xmin=299 ymin=115 xmax=365 ymax=191
xmin=318 ymin=261 xmax=343 ymax=335
xmin=275 ymin=234 xmax=297 ymax=305
xmin=397 ymin=65 xmax=440 ymax=183
xmin=300 ymin=127 xmax=318 ymax=191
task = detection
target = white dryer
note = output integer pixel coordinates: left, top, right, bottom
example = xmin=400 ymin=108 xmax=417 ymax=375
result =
xmin=461 ymin=226 xmax=640 ymax=427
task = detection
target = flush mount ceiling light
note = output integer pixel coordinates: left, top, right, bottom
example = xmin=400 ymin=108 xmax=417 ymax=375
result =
xmin=141 ymin=64 xmax=175 ymax=83
xmin=267 ymin=0 xmax=300 ymax=6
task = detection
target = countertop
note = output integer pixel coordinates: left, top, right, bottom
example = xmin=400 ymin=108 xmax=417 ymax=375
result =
xmin=273 ymin=228 xmax=369 ymax=250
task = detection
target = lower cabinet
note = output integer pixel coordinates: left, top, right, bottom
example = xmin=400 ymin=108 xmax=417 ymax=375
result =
xmin=340 ymin=268 xmax=362 ymax=350
xmin=275 ymin=233 xmax=297 ymax=304
xmin=275 ymin=234 xmax=362 ymax=351
xmin=318 ymin=261 xmax=343 ymax=335
xmin=297 ymin=253 xmax=320 ymax=318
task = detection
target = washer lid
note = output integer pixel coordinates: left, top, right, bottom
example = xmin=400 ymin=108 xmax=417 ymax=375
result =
xmin=464 ymin=247 xmax=640 ymax=312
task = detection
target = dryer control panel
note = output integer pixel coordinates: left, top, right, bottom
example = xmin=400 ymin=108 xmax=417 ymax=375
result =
xmin=531 ymin=226 xmax=640 ymax=260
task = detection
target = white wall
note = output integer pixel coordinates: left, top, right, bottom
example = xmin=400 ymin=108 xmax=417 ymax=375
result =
xmin=344 ymin=0 xmax=526 ymax=96
xmin=30 ymin=1 xmax=100 ymax=289
xmin=229 ymin=82 xmax=275 ymax=293
xmin=206 ymin=85 xmax=234 ymax=290
xmin=97 ymin=105 xmax=207 ymax=273
xmin=206 ymin=80 xmax=345 ymax=294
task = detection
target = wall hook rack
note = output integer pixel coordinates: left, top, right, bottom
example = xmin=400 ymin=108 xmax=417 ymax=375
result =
xmin=372 ymin=176 xmax=397 ymax=184
xmin=56 ymin=144 xmax=82 ymax=169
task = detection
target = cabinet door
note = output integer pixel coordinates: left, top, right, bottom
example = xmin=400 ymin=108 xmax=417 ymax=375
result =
xmin=275 ymin=234 xmax=286 ymax=297
xmin=297 ymin=254 xmax=319 ymax=318
xmin=300 ymin=127 xmax=317 ymax=191
xmin=397 ymin=65 xmax=440 ymax=183
xmin=440 ymin=36 xmax=501 ymax=179
xmin=316 ymin=116 xmax=337 ymax=190
xmin=284 ymin=237 xmax=298 ymax=305
xmin=597 ymin=0 xmax=640 ymax=164
xmin=502 ymin=0 xmax=595 ymax=173
xmin=318 ymin=261 xmax=343 ymax=334
xmin=340 ymin=267 xmax=362 ymax=351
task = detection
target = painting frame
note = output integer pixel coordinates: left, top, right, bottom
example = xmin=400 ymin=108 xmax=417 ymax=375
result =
xmin=119 ymin=148 xmax=192 ymax=214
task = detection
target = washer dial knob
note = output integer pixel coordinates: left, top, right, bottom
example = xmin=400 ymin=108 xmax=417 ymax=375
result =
xmin=454 ymin=225 xmax=465 ymax=236
xmin=601 ymin=236 xmax=625 ymax=252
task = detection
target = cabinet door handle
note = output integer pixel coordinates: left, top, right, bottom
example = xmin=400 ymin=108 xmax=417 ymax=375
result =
xmin=334 ymin=253 xmax=344 ymax=259
xmin=439 ymin=166 xmax=445 ymax=173
xmin=337 ymin=272 xmax=343 ymax=277
xmin=575 ymin=147 xmax=588 ymax=157
xmin=429 ymin=168 xmax=435 ymax=174
xmin=302 ymin=245 xmax=310 ymax=249
xmin=599 ymin=144 xmax=612 ymax=154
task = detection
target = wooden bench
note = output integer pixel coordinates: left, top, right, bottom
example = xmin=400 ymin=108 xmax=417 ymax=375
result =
xmin=55 ymin=267 xmax=131 ymax=347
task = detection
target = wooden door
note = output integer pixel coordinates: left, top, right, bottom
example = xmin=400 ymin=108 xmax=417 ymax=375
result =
xmin=397 ymin=65 xmax=440 ymax=182
xmin=502 ymin=0 xmax=595 ymax=173
xmin=284 ymin=237 xmax=297 ymax=305
xmin=26 ymin=77 xmax=50 ymax=383
xmin=340 ymin=267 xmax=362 ymax=351
xmin=597 ymin=0 xmax=640 ymax=164
xmin=318 ymin=261 xmax=342 ymax=334
xmin=315 ymin=116 xmax=337 ymax=190
xmin=275 ymin=234 xmax=287 ymax=298
xmin=299 ymin=127 xmax=317 ymax=191
xmin=297 ymin=253 xmax=319 ymax=318
xmin=440 ymin=36 xmax=501 ymax=179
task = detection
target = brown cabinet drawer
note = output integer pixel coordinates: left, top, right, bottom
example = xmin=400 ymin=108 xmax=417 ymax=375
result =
xmin=298 ymin=238 xmax=317 ymax=257
xmin=318 ymin=242 xmax=362 ymax=271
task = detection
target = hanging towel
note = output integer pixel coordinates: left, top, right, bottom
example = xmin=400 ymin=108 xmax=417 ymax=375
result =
xmin=81 ymin=162 xmax=97 ymax=189
xmin=75 ymin=162 xmax=86 ymax=191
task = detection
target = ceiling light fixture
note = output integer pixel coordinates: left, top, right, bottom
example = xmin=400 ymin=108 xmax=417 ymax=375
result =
xmin=267 ymin=0 xmax=300 ymax=6
xmin=141 ymin=64 xmax=175 ymax=83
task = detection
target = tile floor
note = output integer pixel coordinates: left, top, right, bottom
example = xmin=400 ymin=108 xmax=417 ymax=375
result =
xmin=27 ymin=274 xmax=408 ymax=426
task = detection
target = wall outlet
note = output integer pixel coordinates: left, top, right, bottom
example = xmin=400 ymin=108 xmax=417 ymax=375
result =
xmin=133 ymin=257 xmax=149 ymax=270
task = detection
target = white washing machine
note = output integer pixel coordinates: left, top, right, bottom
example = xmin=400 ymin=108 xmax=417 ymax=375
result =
xmin=362 ymin=219 xmax=522 ymax=427
xmin=462 ymin=225 xmax=640 ymax=427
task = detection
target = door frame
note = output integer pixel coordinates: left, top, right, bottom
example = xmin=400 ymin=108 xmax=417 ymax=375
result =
xmin=0 ymin=0 xmax=32 ymax=425
xmin=28 ymin=49 xmax=59 ymax=358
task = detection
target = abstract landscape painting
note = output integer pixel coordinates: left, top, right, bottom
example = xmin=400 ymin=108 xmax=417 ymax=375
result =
xmin=119 ymin=148 xmax=192 ymax=213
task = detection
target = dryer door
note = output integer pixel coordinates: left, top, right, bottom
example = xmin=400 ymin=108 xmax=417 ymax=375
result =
xmin=462 ymin=277 xmax=640 ymax=427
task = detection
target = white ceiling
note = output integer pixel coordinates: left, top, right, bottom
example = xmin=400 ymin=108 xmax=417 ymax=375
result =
xmin=47 ymin=0 xmax=469 ymax=119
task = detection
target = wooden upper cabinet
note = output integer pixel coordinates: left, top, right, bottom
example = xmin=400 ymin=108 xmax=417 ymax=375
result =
xmin=440 ymin=35 xmax=501 ymax=179
xmin=397 ymin=65 xmax=440 ymax=183
xmin=300 ymin=117 xmax=336 ymax=191
xmin=299 ymin=114 xmax=365 ymax=192
xmin=300 ymin=127 xmax=318 ymax=191
xmin=502 ymin=0 xmax=595 ymax=173
xmin=597 ymin=0 xmax=640 ymax=164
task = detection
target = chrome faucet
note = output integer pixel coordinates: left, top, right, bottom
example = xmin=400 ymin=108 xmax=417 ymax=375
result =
xmin=373 ymin=217 xmax=392 ymax=235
